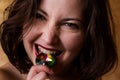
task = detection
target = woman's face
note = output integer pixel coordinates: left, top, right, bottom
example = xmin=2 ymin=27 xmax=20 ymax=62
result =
xmin=23 ymin=0 xmax=84 ymax=74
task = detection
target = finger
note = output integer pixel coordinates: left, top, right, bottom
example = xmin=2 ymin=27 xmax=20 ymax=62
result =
xmin=27 ymin=65 xmax=53 ymax=80
xmin=30 ymin=71 xmax=48 ymax=80
xmin=45 ymin=79 xmax=50 ymax=80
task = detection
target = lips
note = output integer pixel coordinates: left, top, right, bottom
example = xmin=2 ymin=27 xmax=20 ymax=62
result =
xmin=34 ymin=43 xmax=62 ymax=57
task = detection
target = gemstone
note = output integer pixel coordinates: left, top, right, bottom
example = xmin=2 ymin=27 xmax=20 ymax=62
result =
xmin=36 ymin=53 xmax=55 ymax=67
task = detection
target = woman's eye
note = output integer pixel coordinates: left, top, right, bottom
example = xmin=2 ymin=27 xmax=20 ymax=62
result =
xmin=35 ymin=13 xmax=46 ymax=20
xmin=65 ymin=23 xmax=79 ymax=29
xmin=61 ymin=23 xmax=81 ymax=32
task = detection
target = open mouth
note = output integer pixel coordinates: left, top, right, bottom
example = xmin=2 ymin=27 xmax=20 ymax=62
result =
xmin=34 ymin=43 xmax=62 ymax=67
xmin=34 ymin=43 xmax=62 ymax=57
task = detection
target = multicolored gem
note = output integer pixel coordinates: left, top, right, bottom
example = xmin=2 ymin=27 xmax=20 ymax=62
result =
xmin=36 ymin=52 xmax=55 ymax=67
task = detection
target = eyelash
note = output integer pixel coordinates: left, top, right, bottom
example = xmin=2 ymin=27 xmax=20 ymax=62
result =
xmin=36 ymin=13 xmax=46 ymax=20
xmin=62 ymin=23 xmax=80 ymax=29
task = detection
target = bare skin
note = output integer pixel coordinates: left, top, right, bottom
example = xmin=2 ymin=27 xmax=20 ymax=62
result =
xmin=0 ymin=62 xmax=26 ymax=80
xmin=24 ymin=0 xmax=84 ymax=80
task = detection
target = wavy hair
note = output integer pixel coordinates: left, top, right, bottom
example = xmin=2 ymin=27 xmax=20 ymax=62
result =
xmin=0 ymin=0 xmax=117 ymax=80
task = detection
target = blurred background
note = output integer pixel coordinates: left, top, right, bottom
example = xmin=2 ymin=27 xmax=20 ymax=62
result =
xmin=0 ymin=0 xmax=120 ymax=80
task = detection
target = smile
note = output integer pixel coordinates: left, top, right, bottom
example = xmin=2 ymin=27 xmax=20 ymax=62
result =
xmin=35 ymin=43 xmax=62 ymax=57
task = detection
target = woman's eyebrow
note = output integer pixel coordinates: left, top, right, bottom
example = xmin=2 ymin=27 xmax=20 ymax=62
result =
xmin=62 ymin=18 xmax=83 ymax=23
xmin=63 ymin=18 xmax=81 ymax=21
xmin=37 ymin=9 xmax=48 ymax=16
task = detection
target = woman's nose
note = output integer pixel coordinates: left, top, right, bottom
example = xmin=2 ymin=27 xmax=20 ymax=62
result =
xmin=41 ymin=26 xmax=59 ymax=45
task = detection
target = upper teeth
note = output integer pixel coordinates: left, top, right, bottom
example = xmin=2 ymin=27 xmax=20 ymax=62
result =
xmin=38 ymin=46 xmax=56 ymax=54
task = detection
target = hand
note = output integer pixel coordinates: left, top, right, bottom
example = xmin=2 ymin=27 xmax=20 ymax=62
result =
xmin=26 ymin=65 xmax=53 ymax=80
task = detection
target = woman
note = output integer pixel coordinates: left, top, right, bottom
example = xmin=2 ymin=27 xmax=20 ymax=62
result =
xmin=0 ymin=0 xmax=117 ymax=80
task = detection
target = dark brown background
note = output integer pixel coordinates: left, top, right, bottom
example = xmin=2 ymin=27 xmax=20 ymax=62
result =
xmin=0 ymin=0 xmax=120 ymax=80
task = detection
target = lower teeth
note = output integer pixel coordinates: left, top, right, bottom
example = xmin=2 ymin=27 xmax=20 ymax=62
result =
xmin=36 ymin=52 xmax=55 ymax=67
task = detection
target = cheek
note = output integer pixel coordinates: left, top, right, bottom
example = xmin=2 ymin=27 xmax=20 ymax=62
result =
xmin=23 ymin=25 xmax=40 ymax=43
xmin=61 ymin=33 xmax=84 ymax=51
xmin=23 ymin=36 xmax=37 ymax=64
xmin=22 ymin=27 xmax=39 ymax=63
xmin=59 ymin=33 xmax=84 ymax=64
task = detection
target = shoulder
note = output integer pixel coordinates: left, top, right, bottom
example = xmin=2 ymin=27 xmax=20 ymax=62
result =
xmin=0 ymin=67 xmax=15 ymax=80
xmin=0 ymin=62 xmax=26 ymax=80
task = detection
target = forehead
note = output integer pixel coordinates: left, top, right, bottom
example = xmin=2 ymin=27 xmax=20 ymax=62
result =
xmin=39 ymin=0 xmax=83 ymax=18
xmin=40 ymin=0 xmax=82 ymax=8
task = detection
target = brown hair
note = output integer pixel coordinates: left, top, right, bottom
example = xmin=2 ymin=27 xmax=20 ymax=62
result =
xmin=0 ymin=0 xmax=117 ymax=80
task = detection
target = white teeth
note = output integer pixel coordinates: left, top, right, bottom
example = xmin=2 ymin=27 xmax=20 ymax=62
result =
xmin=38 ymin=46 xmax=56 ymax=54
